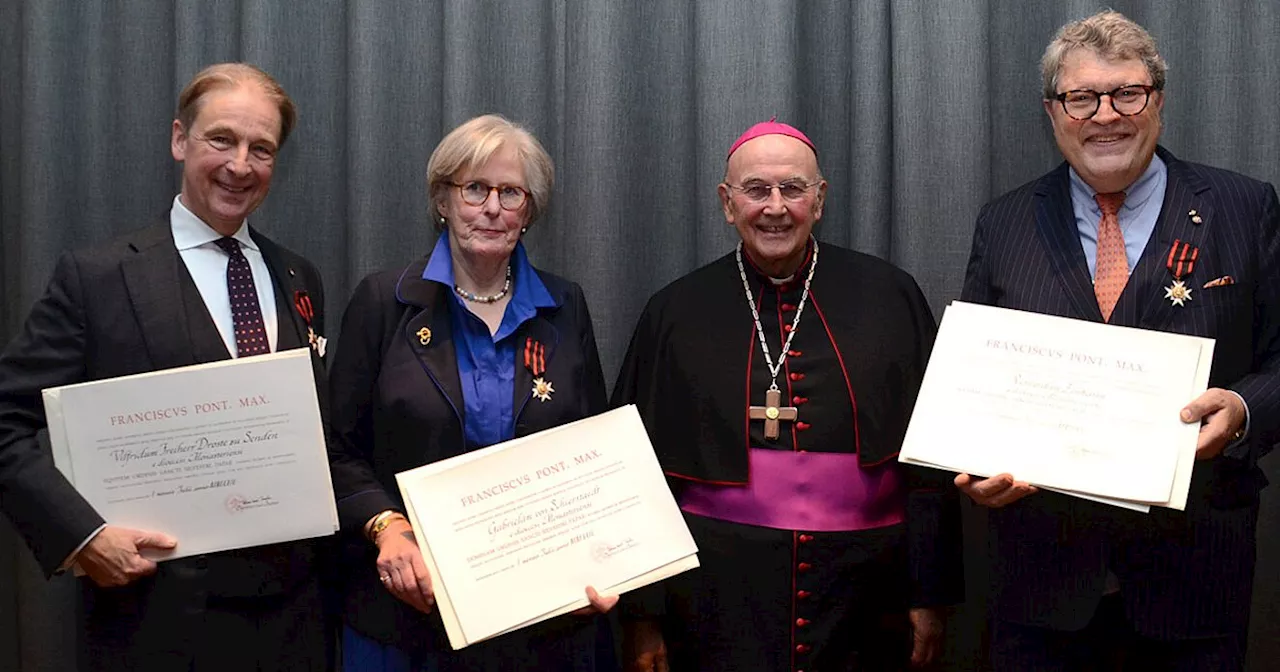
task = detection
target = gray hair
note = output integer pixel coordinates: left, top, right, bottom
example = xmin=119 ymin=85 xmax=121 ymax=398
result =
xmin=1041 ymin=10 xmax=1167 ymax=99
xmin=426 ymin=114 xmax=554 ymax=230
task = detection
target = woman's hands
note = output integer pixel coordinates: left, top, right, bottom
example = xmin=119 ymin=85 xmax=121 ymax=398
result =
xmin=374 ymin=517 xmax=435 ymax=613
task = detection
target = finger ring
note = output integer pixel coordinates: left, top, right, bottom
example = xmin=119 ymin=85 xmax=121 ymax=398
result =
xmin=379 ymin=574 xmax=391 ymax=582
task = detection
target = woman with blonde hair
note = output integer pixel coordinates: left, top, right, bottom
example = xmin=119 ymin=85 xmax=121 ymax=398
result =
xmin=328 ymin=114 xmax=615 ymax=670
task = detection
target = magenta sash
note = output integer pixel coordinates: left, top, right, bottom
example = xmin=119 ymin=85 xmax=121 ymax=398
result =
xmin=678 ymin=448 xmax=905 ymax=532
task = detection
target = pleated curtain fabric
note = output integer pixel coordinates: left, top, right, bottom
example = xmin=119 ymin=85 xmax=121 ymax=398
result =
xmin=3 ymin=2 xmax=1280 ymax=671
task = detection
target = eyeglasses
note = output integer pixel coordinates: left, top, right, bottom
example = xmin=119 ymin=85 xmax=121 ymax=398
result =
xmin=1051 ymin=84 xmax=1159 ymax=121
xmin=724 ymin=180 xmax=820 ymax=203
xmin=448 ymin=181 xmax=529 ymax=210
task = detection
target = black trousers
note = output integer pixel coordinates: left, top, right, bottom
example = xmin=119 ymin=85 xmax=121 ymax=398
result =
xmin=80 ymin=572 xmax=330 ymax=672
xmin=990 ymin=594 xmax=1245 ymax=672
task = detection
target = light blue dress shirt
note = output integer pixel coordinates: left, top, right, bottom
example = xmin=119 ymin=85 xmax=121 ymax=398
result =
xmin=1070 ymin=154 xmax=1167 ymax=280
xmin=1068 ymin=156 xmax=1249 ymax=455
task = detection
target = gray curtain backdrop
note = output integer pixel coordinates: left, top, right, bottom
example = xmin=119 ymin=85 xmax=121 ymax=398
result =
xmin=2 ymin=1 xmax=1277 ymax=669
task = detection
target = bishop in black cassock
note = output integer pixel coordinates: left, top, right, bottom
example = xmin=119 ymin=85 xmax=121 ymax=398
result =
xmin=613 ymin=121 xmax=963 ymax=671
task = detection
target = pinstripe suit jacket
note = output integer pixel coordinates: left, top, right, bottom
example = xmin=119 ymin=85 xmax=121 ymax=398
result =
xmin=961 ymin=146 xmax=1280 ymax=638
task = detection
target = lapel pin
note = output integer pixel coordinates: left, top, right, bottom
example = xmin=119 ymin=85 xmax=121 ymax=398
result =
xmin=288 ymin=267 xmax=296 ymax=277
xmin=417 ymin=327 xmax=432 ymax=346
xmin=1188 ymin=209 xmax=1202 ymax=225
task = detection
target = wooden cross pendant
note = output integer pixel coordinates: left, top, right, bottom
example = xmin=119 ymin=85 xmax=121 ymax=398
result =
xmin=748 ymin=387 xmax=799 ymax=440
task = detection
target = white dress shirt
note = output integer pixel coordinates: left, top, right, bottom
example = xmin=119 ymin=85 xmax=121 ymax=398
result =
xmin=62 ymin=197 xmax=281 ymax=571
xmin=170 ymin=195 xmax=279 ymax=357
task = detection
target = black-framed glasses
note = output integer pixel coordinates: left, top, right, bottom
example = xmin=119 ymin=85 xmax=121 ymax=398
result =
xmin=448 ymin=181 xmax=529 ymax=210
xmin=1051 ymin=84 xmax=1159 ymax=121
xmin=724 ymin=179 xmax=821 ymax=203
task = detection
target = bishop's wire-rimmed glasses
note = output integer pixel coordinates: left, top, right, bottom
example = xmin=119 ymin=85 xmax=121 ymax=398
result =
xmin=723 ymin=179 xmax=822 ymax=203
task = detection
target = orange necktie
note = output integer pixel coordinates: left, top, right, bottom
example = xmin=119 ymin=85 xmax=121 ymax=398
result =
xmin=1094 ymin=191 xmax=1128 ymax=322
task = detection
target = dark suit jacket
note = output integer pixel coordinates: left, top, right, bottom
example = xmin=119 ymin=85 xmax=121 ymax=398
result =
xmin=0 ymin=222 xmax=331 ymax=644
xmin=327 ymin=257 xmax=607 ymax=652
xmin=962 ymin=147 xmax=1280 ymax=639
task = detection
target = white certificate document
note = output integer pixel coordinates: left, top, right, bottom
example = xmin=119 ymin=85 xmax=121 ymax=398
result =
xmin=396 ymin=405 xmax=699 ymax=650
xmin=43 ymin=348 xmax=338 ymax=559
xmin=900 ymin=302 xmax=1213 ymax=510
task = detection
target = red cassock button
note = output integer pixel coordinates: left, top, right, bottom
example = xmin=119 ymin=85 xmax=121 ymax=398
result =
xmin=782 ymin=324 xmax=793 ymax=333
xmin=798 ymin=562 xmax=812 ymax=572
xmin=796 ymin=590 xmax=811 ymax=599
xmin=781 ymin=303 xmax=796 ymax=311
xmin=788 ymin=349 xmax=803 ymax=357
xmin=792 ymin=395 xmax=808 ymax=405
xmin=798 ymin=534 xmax=813 ymax=543
xmin=796 ymin=421 xmax=811 ymax=431
xmin=796 ymin=644 xmax=812 ymax=654
xmin=789 ymin=372 xmax=805 ymax=382
xmin=796 ymin=618 xmax=810 ymax=627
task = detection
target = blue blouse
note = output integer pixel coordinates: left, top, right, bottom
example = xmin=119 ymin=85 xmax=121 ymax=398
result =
xmin=422 ymin=235 xmax=557 ymax=450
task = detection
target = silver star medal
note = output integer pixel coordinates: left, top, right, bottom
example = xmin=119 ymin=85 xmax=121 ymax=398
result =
xmin=532 ymin=377 xmax=554 ymax=402
xmin=308 ymin=327 xmax=327 ymax=357
xmin=1164 ymin=280 xmax=1192 ymax=307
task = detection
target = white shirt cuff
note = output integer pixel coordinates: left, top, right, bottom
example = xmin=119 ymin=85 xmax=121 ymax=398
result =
xmin=57 ymin=523 xmax=107 ymax=573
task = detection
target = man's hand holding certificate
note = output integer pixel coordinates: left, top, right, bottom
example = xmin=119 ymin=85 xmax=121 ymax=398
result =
xmin=42 ymin=349 xmax=338 ymax=563
xmin=395 ymin=405 xmax=698 ymax=650
xmin=900 ymin=302 xmax=1215 ymax=511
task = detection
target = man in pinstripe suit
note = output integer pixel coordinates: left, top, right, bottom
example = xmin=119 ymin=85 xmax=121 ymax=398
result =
xmin=956 ymin=11 xmax=1279 ymax=671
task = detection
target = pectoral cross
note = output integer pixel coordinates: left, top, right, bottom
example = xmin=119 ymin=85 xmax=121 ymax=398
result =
xmin=748 ymin=387 xmax=799 ymax=440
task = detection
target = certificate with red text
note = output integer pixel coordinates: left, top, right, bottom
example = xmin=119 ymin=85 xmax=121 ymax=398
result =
xmin=899 ymin=302 xmax=1213 ymax=511
xmin=42 ymin=348 xmax=338 ymax=560
xmin=396 ymin=405 xmax=699 ymax=649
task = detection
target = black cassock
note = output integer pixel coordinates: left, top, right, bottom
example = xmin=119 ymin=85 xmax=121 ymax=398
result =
xmin=613 ymin=243 xmax=963 ymax=671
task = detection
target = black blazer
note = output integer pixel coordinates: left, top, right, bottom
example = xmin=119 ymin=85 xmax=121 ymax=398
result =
xmin=962 ymin=147 xmax=1280 ymax=638
xmin=0 ymin=222 xmax=330 ymax=597
xmin=327 ymin=257 xmax=607 ymax=650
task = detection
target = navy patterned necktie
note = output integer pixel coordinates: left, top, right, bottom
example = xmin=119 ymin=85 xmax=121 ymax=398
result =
xmin=213 ymin=237 xmax=270 ymax=357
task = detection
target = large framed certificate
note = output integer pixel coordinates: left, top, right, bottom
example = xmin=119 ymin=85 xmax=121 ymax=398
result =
xmin=395 ymin=405 xmax=699 ymax=649
xmin=42 ymin=348 xmax=338 ymax=559
xmin=899 ymin=302 xmax=1214 ymax=511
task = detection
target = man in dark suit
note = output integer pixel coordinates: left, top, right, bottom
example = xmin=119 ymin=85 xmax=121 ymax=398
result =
xmin=0 ymin=63 xmax=332 ymax=670
xmin=958 ymin=10 xmax=1280 ymax=671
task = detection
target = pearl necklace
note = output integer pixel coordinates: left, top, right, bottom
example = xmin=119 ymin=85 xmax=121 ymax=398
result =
xmin=454 ymin=265 xmax=512 ymax=304
xmin=734 ymin=237 xmax=818 ymax=393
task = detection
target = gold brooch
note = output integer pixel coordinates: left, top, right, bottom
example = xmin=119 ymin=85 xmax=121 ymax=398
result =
xmin=532 ymin=377 xmax=554 ymax=402
xmin=417 ymin=327 xmax=432 ymax=346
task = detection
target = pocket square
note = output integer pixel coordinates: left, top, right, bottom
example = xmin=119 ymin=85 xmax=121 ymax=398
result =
xmin=1202 ymin=275 xmax=1235 ymax=288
